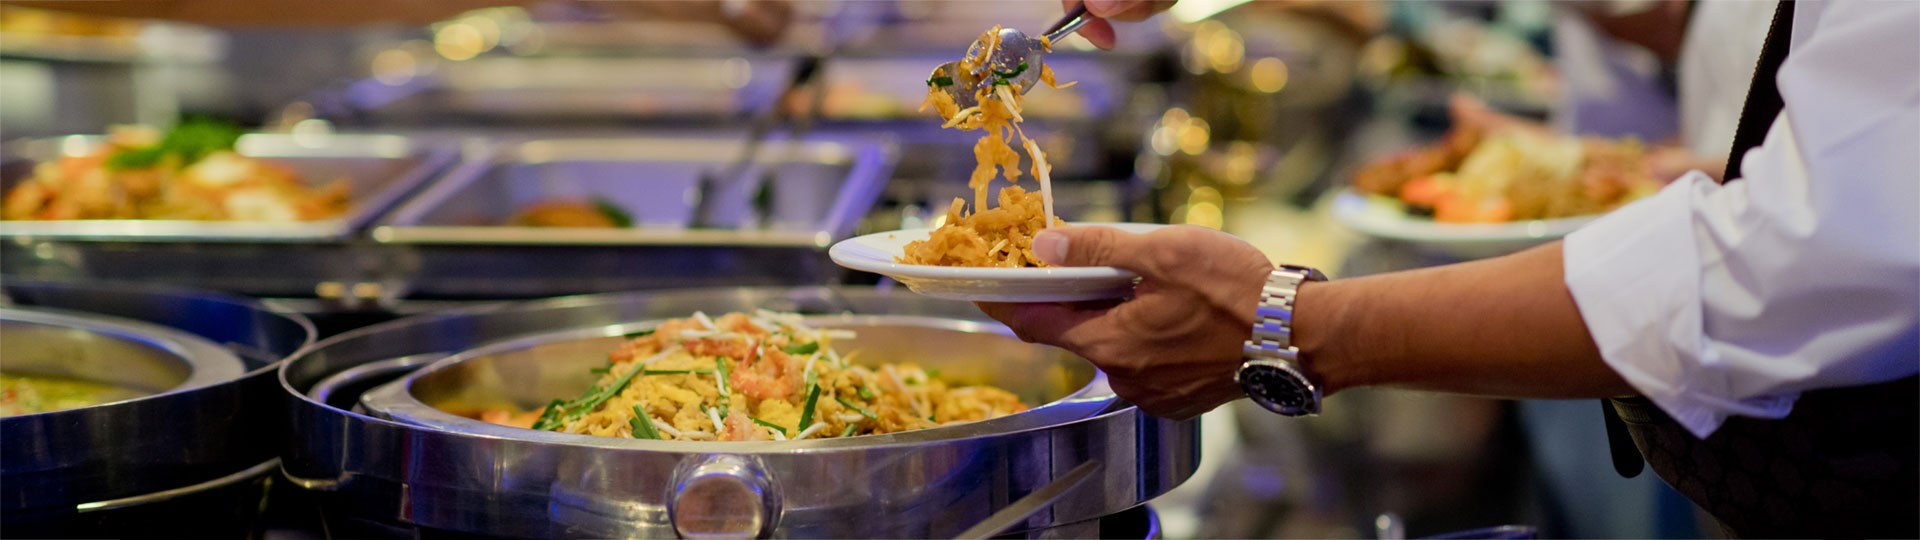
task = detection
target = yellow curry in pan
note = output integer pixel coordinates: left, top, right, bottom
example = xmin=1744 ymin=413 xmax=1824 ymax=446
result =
xmin=0 ymin=373 xmax=149 ymax=416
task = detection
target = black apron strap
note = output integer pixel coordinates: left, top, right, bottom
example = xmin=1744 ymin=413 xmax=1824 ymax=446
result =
xmin=1722 ymin=0 xmax=1796 ymax=181
xmin=1601 ymin=0 xmax=1797 ymax=482
xmin=1600 ymin=398 xmax=1643 ymax=477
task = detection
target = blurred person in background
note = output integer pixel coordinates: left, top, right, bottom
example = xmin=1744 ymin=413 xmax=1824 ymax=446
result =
xmin=991 ymin=0 xmax=1918 ymax=537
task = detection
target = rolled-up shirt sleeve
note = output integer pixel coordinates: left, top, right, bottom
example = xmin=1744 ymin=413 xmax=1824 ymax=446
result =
xmin=1562 ymin=1 xmax=1920 ymax=438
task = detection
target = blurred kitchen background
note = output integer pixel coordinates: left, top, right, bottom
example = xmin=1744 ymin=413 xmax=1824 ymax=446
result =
xmin=0 ymin=1 xmax=1711 ymax=538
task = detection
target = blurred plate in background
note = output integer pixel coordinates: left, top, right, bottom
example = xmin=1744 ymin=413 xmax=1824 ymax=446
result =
xmin=1329 ymin=188 xmax=1593 ymax=259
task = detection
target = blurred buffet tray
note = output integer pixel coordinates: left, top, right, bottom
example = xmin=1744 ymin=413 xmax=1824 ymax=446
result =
xmin=374 ymin=136 xmax=892 ymax=247
xmin=0 ymin=132 xmax=896 ymax=301
xmin=0 ymin=133 xmax=456 ymax=242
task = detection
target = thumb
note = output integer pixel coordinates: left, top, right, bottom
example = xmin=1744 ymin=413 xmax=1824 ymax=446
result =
xmin=1033 ymin=225 xmax=1159 ymax=276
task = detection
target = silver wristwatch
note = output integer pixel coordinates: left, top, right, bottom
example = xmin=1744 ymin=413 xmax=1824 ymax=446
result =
xmin=1236 ymin=264 xmax=1327 ymax=416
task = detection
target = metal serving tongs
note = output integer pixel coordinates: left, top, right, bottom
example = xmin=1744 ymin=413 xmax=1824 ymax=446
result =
xmin=929 ymin=3 xmax=1092 ymax=109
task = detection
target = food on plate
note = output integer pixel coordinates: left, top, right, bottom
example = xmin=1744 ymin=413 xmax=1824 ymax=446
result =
xmin=508 ymin=197 xmax=633 ymax=228
xmin=0 ymin=373 xmax=149 ymax=416
xmin=902 ymin=26 xmax=1073 ymax=267
xmin=1352 ymin=125 xmax=1660 ymax=223
xmin=2 ymin=121 xmax=350 ymax=222
xmin=474 ymin=310 xmax=1028 ymax=441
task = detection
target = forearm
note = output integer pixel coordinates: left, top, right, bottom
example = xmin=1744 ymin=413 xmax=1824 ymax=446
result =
xmin=1294 ymin=242 xmax=1633 ymax=399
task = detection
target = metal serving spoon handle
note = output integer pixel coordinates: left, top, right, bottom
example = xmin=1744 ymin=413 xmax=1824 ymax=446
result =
xmin=929 ymin=4 xmax=1094 ymax=110
xmin=1040 ymin=2 xmax=1091 ymax=45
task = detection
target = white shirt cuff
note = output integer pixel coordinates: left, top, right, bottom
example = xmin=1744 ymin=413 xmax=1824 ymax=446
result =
xmin=1563 ymin=173 xmax=1795 ymax=438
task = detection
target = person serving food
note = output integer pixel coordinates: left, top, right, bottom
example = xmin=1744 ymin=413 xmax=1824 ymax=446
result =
xmin=981 ymin=1 xmax=1917 ymax=537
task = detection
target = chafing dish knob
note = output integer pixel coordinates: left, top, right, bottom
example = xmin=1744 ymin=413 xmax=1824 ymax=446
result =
xmin=669 ymin=455 xmax=780 ymax=540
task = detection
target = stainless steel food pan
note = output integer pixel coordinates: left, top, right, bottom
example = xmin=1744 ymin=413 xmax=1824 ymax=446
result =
xmin=0 ymin=308 xmax=244 ymax=409
xmin=373 ymin=136 xmax=893 ymax=246
xmin=1 ymin=280 xmax=314 ymax=527
xmin=281 ymin=286 xmax=1197 ymax=538
xmin=0 ymin=133 xmax=456 ymax=242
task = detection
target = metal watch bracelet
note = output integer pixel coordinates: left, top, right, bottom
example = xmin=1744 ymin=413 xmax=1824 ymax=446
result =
xmin=1243 ymin=265 xmax=1325 ymax=362
xmin=1238 ymin=265 xmax=1328 ymax=416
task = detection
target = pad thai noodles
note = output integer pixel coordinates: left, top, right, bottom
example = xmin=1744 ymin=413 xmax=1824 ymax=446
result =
xmin=477 ymin=310 xmax=1029 ymax=441
xmin=902 ymin=26 xmax=1074 ymax=267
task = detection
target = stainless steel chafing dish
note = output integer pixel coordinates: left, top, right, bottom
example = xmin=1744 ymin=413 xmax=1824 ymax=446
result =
xmin=360 ymin=136 xmax=894 ymax=299
xmin=0 ymin=280 xmax=315 ymax=536
xmin=373 ymin=136 xmax=892 ymax=246
xmin=282 ymin=287 xmax=1196 ymax=538
xmin=0 ymin=133 xmax=456 ymax=242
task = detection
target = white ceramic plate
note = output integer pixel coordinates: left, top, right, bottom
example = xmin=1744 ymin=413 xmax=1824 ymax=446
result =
xmin=830 ymin=222 xmax=1170 ymax=302
xmin=1329 ymin=188 xmax=1596 ymax=259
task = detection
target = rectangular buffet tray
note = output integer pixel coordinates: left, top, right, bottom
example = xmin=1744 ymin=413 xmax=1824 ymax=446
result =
xmin=374 ymin=136 xmax=894 ymax=247
xmin=0 ymin=133 xmax=456 ymax=242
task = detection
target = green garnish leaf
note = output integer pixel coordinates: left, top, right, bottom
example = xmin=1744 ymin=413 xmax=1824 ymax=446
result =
xmin=836 ymin=395 xmax=879 ymax=420
xmin=784 ymin=342 xmax=819 ymax=355
xmin=629 ymin=405 xmax=660 ymax=439
xmin=749 ymin=415 xmax=789 ymax=436
xmin=590 ymin=196 xmax=635 ymax=228
xmin=106 ymin=118 xmax=245 ymax=171
xmin=857 ymin=386 xmax=875 ymax=401
xmin=927 ymin=76 xmax=955 ymax=87
xmin=104 ymin=146 xmax=167 ymax=170
xmin=797 ymin=384 xmax=821 ymax=430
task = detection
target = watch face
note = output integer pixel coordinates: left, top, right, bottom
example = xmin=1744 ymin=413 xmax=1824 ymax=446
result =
xmin=1240 ymin=362 xmax=1319 ymax=416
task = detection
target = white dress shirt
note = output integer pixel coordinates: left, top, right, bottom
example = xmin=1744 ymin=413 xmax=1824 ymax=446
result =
xmin=1563 ymin=0 xmax=1920 ymax=438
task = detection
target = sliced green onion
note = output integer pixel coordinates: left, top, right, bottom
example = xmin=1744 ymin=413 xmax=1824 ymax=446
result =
xmin=629 ymin=406 xmax=660 ymax=439
xmin=783 ymin=341 xmax=819 ymax=355
xmin=840 ymin=424 xmax=858 ymax=438
xmin=713 ymin=357 xmax=732 ymax=410
xmin=927 ymin=76 xmax=954 ymax=87
xmin=926 ymin=368 xmax=942 ymax=379
xmin=797 ymin=384 xmax=821 ymax=430
xmin=588 ymin=366 xmax=611 ymax=375
xmin=541 ymin=362 xmax=648 ymax=430
xmin=836 ymin=396 xmax=879 ymax=420
xmin=531 ymin=399 xmax=567 ymax=431
xmin=622 ymin=328 xmax=657 ymax=339
xmin=749 ymin=415 xmax=789 ymax=436
xmin=857 ymin=386 xmax=875 ymax=401
xmin=993 ymin=62 xmax=1029 ymax=80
